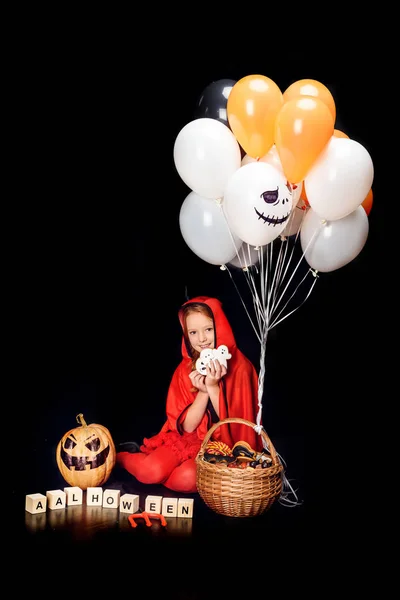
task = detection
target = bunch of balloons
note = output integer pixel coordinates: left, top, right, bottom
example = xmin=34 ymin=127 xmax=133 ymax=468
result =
xmin=174 ymin=75 xmax=374 ymax=273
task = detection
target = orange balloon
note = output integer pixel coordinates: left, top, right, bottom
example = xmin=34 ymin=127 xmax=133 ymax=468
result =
xmin=283 ymin=78 xmax=336 ymax=123
xmin=334 ymin=129 xmax=349 ymax=139
xmin=227 ymin=74 xmax=283 ymax=159
xmin=362 ymin=188 xmax=373 ymax=215
xmin=274 ymin=96 xmax=334 ymax=183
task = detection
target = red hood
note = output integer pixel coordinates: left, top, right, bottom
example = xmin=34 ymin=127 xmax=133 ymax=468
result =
xmin=157 ymin=295 xmax=263 ymax=451
xmin=178 ymin=296 xmax=236 ymax=359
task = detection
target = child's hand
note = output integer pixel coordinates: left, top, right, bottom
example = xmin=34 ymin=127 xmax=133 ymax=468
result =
xmin=205 ymin=359 xmax=227 ymax=388
xmin=189 ymin=370 xmax=207 ymax=393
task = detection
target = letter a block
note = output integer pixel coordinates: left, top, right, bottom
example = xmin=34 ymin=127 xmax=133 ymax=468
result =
xmin=47 ymin=489 xmax=66 ymax=510
xmin=25 ymin=493 xmax=47 ymax=514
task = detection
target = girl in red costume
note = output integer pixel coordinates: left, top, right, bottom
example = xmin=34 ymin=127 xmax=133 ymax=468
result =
xmin=116 ymin=296 xmax=263 ymax=493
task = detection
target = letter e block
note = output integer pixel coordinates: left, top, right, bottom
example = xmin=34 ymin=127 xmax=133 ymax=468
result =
xmin=162 ymin=497 xmax=178 ymax=517
xmin=178 ymin=498 xmax=194 ymax=518
xmin=86 ymin=487 xmax=103 ymax=506
xmin=145 ymin=495 xmax=162 ymax=514
xmin=64 ymin=486 xmax=83 ymax=506
xmin=103 ymin=489 xmax=120 ymax=508
xmin=25 ymin=493 xmax=47 ymax=514
xmin=120 ymin=493 xmax=140 ymax=514
xmin=46 ymin=489 xmax=66 ymax=510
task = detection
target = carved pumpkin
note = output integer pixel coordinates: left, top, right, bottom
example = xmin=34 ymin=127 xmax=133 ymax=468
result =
xmin=56 ymin=413 xmax=116 ymax=490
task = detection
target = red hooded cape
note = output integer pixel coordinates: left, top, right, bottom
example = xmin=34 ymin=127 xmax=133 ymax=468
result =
xmin=141 ymin=296 xmax=263 ymax=457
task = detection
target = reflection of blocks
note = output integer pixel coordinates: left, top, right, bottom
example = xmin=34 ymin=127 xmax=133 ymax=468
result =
xmin=86 ymin=487 xmax=103 ymax=506
xmin=64 ymin=486 xmax=83 ymax=506
xmin=145 ymin=495 xmax=162 ymax=514
xmin=46 ymin=489 xmax=66 ymax=510
xmin=120 ymin=493 xmax=140 ymax=514
xmin=25 ymin=493 xmax=47 ymax=514
xmin=102 ymin=489 xmax=120 ymax=509
xmin=178 ymin=498 xmax=194 ymax=518
xmin=162 ymin=497 xmax=178 ymax=517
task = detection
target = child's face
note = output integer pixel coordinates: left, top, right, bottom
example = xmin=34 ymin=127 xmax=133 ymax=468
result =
xmin=186 ymin=313 xmax=215 ymax=354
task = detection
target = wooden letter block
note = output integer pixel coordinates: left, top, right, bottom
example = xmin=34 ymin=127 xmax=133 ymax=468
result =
xmin=46 ymin=489 xmax=66 ymax=510
xmin=64 ymin=486 xmax=83 ymax=506
xmin=162 ymin=497 xmax=178 ymax=517
xmin=145 ymin=495 xmax=162 ymax=514
xmin=86 ymin=487 xmax=103 ymax=506
xmin=102 ymin=489 xmax=120 ymax=508
xmin=178 ymin=498 xmax=194 ymax=518
xmin=25 ymin=493 xmax=47 ymax=514
xmin=120 ymin=493 xmax=140 ymax=514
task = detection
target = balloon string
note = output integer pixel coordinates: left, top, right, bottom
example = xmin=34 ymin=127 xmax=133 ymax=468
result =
xmin=259 ymin=428 xmax=302 ymax=507
xmin=220 ymin=203 xmax=266 ymax=332
xmin=273 ymin=207 xmax=308 ymax=295
xmin=268 ymin=272 xmax=318 ymax=331
xmin=269 ymin=220 xmax=323 ymax=318
xmin=256 ymin=329 xmax=268 ymax=427
xmin=225 ymin=266 xmax=262 ymax=344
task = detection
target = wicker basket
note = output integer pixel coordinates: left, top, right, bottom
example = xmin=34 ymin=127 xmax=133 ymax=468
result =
xmin=195 ymin=417 xmax=284 ymax=517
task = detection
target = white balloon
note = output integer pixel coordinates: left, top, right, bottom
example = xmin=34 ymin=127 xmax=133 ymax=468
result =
xmin=173 ymin=118 xmax=241 ymax=199
xmin=224 ymin=162 xmax=293 ymax=247
xmin=241 ymin=145 xmax=283 ymax=172
xmin=179 ymin=191 xmax=241 ymax=265
xmin=228 ymin=243 xmax=260 ymax=269
xmin=241 ymin=153 xmax=256 ymax=167
xmin=241 ymin=147 xmax=302 ymax=206
xmin=300 ymin=206 xmax=369 ymax=272
xmin=260 ymin=144 xmax=284 ymax=174
xmin=305 ymin=137 xmax=374 ymax=221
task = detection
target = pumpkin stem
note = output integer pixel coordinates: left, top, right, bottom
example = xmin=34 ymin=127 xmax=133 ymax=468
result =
xmin=76 ymin=413 xmax=87 ymax=427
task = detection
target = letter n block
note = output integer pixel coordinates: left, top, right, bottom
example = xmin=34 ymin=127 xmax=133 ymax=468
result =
xmin=178 ymin=498 xmax=194 ymax=518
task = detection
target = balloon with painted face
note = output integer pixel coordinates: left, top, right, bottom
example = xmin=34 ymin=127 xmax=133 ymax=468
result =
xmin=223 ymin=162 xmax=293 ymax=247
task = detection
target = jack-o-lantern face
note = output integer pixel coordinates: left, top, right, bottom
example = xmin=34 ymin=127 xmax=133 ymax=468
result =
xmin=56 ymin=414 xmax=116 ymax=490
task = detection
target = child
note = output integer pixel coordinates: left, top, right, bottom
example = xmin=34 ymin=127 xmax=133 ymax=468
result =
xmin=116 ymin=296 xmax=263 ymax=493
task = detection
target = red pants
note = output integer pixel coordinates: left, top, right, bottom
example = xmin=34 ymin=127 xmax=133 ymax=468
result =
xmin=116 ymin=446 xmax=197 ymax=493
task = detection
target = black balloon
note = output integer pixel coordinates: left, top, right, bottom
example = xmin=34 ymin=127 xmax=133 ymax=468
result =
xmin=194 ymin=79 xmax=237 ymax=127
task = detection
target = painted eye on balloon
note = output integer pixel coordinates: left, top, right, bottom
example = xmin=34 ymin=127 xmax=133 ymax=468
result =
xmin=261 ymin=188 xmax=279 ymax=204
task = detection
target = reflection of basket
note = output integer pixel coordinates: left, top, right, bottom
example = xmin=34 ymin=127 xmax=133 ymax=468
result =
xmin=196 ymin=418 xmax=284 ymax=518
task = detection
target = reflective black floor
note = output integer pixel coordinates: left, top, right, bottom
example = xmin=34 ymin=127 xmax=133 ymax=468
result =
xmin=17 ymin=462 xmax=310 ymax=596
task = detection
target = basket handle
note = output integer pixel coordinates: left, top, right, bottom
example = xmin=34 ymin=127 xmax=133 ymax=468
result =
xmin=199 ymin=417 xmax=280 ymax=465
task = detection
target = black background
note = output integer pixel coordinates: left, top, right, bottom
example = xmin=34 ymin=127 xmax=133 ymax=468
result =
xmin=12 ymin=24 xmax=390 ymax=587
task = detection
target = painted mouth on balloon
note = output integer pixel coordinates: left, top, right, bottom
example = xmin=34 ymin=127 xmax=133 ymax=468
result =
xmin=254 ymin=207 xmax=290 ymax=225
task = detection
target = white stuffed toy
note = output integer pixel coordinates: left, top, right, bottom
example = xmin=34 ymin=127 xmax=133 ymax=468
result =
xmin=195 ymin=345 xmax=232 ymax=375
